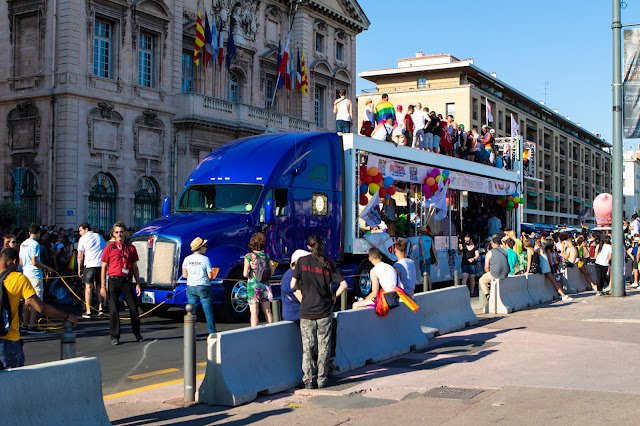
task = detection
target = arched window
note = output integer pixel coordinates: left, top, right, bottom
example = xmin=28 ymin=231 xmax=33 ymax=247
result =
xmin=12 ymin=170 xmax=38 ymax=225
xmin=88 ymin=173 xmax=116 ymax=232
xmin=133 ymin=177 xmax=159 ymax=229
xmin=228 ymin=71 xmax=239 ymax=103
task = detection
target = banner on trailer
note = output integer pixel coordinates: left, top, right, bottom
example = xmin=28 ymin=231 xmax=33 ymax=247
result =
xmin=624 ymin=29 xmax=640 ymax=139
xmin=367 ymin=155 xmax=516 ymax=195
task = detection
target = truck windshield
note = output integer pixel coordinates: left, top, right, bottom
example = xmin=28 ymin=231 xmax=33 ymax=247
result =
xmin=176 ymin=184 xmax=263 ymax=213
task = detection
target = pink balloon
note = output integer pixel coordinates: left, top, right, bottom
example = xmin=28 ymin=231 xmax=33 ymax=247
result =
xmin=593 ymin=193 xmax=612 ymax=226
xmin=422 ymin=184 xmax=430 ymax=194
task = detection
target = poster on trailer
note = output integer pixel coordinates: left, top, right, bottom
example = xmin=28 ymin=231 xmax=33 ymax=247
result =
xmin=623 ymin=29 xmax=640 ymax=139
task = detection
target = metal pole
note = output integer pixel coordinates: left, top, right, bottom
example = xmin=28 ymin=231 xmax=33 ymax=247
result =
xmin=612 ymin=0 xmax=625 ymax=297
xmin=423 ymin=271 xmax=429 ymax=292
xmin=340 ymin=290 xmax=347 ymax=311
xmin=60 ymin=320 xmax=75 ymax=360
xmin=454 ymin=270 xmax=460 ymax=286
xmin=271 ymin=299 xmax=281 ymax=322
xmin=184 ymin=303 xmax=196 ymax=402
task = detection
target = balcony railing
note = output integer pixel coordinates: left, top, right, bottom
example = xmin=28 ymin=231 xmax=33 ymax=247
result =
xmin=560 ymin=168 xmax=566 ymax=175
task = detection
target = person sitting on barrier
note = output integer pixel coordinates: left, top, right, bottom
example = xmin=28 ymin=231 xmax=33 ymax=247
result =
xmin=393 ymin=239 xmax=416 ymax=296
xmin=575 ymin=236 xmax=598 ymax=291
xmin=280 ymin=249 xmax=310 ymax=323
xmin=353 ymin=248 xmax=399 ymax=309
xmin=291 ymin=234 xmax=347 ymax=389
xmin=182 ymin=237 xmax=218 ymax=335
xmin=502 ymin=238 xmax=523 ymax=275
xmin=243 ymin=232 xmax=275 ymax=327
xmin=478 ymin=236 xmax=510 ymax=301
xmin=535 ymin=238 xmax=573 ymax=301
xmin=563 ymin=235 xmax=597 ymax=292
xmin=459 ymin=235 xmax=480 ymax=295
xmin=0 ymin=248 xmax=78 ymax=369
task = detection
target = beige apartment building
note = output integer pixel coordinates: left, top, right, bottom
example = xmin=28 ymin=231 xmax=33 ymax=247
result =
xmin=357 ymin=53 xmax=611 ymax=226
xmin=0 ymin=0 xmax=368 ymax=230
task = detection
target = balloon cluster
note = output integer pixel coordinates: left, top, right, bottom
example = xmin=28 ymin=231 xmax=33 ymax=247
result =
xmin=421 ymin=168 xmax=451 ymax=200
xmin=496 ymin=193 xmax=521 ymax=211
xmin=358 ymin=165 xmax=396 ymax=206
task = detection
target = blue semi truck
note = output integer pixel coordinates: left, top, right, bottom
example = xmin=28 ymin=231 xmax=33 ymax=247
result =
xmin=133 ymin=132 xmax=520 ymax=321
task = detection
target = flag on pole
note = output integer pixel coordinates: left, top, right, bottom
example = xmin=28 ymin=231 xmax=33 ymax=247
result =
xmin=485 ymin=98 xmax=493 ymax=123
xmin=360 ymin=191 xmax=382 ymax=228
xmin=300 ymin=49 xmax=308 ymax=95
xmin=277 ymin=10 xmax=296 ymax=83
xmin=285 ymin=56 xmax=292 ymax=91
xmin=225 ymin=21 xmax=236 ymax=71
xmin=510 ymin=113 xmax=519 ymax=137
xmin=194 ymin=10 xmax=205 ymax=66
xmin=217 ymin=22 xmax=224 ymax=70
xmin=296 ymin=49 xmax=302 ymax=94
xmin=276 ymin=41 xmax=284 ymax=90
xmin=204 ymin=13 xmax=214 ymax=67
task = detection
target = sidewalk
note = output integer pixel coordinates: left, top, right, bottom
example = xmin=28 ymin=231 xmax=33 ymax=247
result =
xmin=106 ymin=290 xmax=640 ymax=425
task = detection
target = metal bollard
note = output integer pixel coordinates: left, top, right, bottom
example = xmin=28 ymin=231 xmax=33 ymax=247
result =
xmin=184 ymin=303 xmax=197 ymax=402
xmin=271 ymin=299 xmax=281 ymax=322
xmin=60 ymin=320 xmax=76 ymax=360
xmin=423 ymin=272 xmax=429 ymax=292
xmin=340 ymin=291 xmax=347 ymax=311
xmin=454 ymin=270 xmax=460 ymax=286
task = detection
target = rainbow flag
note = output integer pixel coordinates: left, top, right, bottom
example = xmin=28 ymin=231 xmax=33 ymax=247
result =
xmin=68 ymin=250 xmax=78 ymax=272
xmin=373 ymin=101 xmax=396 ymax=124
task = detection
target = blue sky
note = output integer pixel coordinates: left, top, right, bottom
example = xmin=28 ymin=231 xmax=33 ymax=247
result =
xmin=355 ymin=0 xmax=640 ymax=149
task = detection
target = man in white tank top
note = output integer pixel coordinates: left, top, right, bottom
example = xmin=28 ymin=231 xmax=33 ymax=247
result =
xmin=353 ymin=247 xmax=398 ymax=309
xmin=333 ymin=89 xmax=352 ymax=134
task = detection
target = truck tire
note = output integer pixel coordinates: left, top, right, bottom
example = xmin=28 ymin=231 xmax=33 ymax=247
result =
xmin=354 ymin=260 xmax=374 ymax=298
xmin=223 ymin=272 xmax=251 ymax=323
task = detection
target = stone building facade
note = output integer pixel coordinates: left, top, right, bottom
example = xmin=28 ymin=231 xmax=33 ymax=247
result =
xmin=0 ymin=0 xmax=369 ymax=230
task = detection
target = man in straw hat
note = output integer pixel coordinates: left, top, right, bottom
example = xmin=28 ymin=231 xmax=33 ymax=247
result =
xmin=182 ymin=237 xmax=217 ymax=334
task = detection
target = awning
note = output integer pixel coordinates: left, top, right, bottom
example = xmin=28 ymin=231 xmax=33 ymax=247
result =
xmin=555 ymin=197 xmax=561 ymax=202
xmin=573 ymin=199 xmax=583 ymax=204
xmin=595 ymin=190 xmax=601 ymax=195
xmin=527 ymin=192 xmax=539 ymax=197
xmin=585 ymin=203 xmax=592 ymax=208
xmin=544 ymin=195 xmax=555 ymax=202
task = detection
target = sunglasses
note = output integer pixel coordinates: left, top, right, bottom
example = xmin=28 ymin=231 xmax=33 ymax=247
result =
xmin=113 ymin=231 xmax=124 ymax=234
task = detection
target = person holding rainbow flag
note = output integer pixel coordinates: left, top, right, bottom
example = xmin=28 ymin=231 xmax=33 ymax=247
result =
xmin=373 ymin=93 xmax=396 ymax=124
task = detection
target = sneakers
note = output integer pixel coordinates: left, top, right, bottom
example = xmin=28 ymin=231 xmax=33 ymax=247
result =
xmin=596 ymin=292 xmax=603 ymax=296
xmin=134 ymin=333 xmax=144 ymax=342
xmin=82 ymin=312 xmax=92 ymax=319
xmin=26 ymin=327 xmax=46 ymax=335
xmin=304 ymin=381 xmax=315 ymax=389
xmin=561 ymin=295 xmax=573 ymax=301
xmin=603 ymin=286 xmax=611 ymax=293
xmin=630 ymin=283 xmax=639 ymax=288
xmin=98 ymin=310 xmax=106 ymax=316
xmin=111 ymin=338 xmax=120 ymax=346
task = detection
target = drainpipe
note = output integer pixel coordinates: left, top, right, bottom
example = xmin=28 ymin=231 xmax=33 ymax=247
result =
xmin=48 ymin=0 xmax=58 ymax=224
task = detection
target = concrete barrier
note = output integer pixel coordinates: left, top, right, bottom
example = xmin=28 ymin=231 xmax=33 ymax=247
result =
xmin=197 ymin=321 xmax=302 ymax=407
xmin=413 ymin=286 xmax=478 ymax=336
xmin=526 ymin=273 xmax=559 ymax=304
xmin=333 ymin=303 xmax=428 ymax=373
xmin=562 ymin=266 xmax=592 ymax=293
xmin=0 ymin=357 xmax=109 ymax=426
xmin=485 ymin=275 xmax=533 ymax=314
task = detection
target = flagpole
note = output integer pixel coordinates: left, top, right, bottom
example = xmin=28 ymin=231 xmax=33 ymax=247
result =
xmin=268 ymin=0 xmax=299 ymax=111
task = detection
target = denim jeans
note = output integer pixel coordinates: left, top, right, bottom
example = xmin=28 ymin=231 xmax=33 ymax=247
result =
xmin=336 ymin=120 xmax=351 ymax=133
xmin=186 ymin=285 xmax=217 ymax=334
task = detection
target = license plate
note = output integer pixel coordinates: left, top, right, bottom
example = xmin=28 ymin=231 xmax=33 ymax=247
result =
xmin=142 ymin=291 xmax=155 ymax=304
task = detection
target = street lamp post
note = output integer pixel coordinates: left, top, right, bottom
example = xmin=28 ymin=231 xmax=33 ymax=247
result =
xmin=612 ymin=0 xmax=625 ymax=297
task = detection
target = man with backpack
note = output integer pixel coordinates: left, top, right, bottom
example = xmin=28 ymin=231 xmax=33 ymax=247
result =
xmin=0 ymin=248 xmax=78 ymax=369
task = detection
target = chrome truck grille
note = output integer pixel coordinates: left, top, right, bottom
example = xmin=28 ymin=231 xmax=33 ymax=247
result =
xmin=132 ymin=236 xmax=180 ymax=288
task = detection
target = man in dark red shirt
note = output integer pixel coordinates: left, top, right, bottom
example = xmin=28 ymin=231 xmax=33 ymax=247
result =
xmin=99 ymin=222 xmax=143 ymax=345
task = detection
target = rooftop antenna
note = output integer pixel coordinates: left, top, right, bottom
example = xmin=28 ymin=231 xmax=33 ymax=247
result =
xmin=542 ymin=81 xmax=550 ymax=105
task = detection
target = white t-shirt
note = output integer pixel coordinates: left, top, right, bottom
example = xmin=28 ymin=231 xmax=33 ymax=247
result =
xmin=371 ymin=262 xmax=398 ymax=292
xmin=78 ymin=231 xmax=107 ymax=268
xmin=335 ymin=98 xmax=351 ymax=122
xmin=182 ymin=253 xmax=213 ymax=286
xmin=595 ymin=244 xmax=612 ymax=266
xmin=19 ymin=237 xmax=42 ymax=279
xmin=631 ymin=219 xmax=640 ymax=236
xmin=365 ymin=106 xmax=375 ymax=124
xmin=392 ymin=112 xmax=406 ymax=136
xmin=394 ymin=258 xmax=416 ymax=294
xmin=372 ymin=123 xmax=393 ymax=141
xmin=411 ymin=110 xmax=427 ymax=131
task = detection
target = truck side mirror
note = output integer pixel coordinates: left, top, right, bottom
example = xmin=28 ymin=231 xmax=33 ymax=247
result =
xmin=263 ymin=199 xmax=276 ymax=225
xmin=162 ymin=196 xmax=171 ymax=217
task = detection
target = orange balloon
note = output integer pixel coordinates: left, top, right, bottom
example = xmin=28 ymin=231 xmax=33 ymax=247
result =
xmin=426 ymin=177 xmax=435 ymax=186
xmin=367 ymin=167 xmax=379 ymax=177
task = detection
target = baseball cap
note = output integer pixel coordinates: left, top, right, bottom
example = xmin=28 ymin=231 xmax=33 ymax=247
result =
xmin=190 ymin=237 xmax=207 ymax=251
xmin=397 ymin=105 xmax=403 ymax=111
xmin=290 ymin=249 xmax=310 ymax=266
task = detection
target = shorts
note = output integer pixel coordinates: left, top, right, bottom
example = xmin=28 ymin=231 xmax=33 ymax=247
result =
xmin=423 ymin=132 xmax=433 ymax=150
xmin=0 ymin=339 xmax=25 ymax=369
xmin=83 ymin=267 xmax=101 ymax=285
xmin=633 ymin=260 xmax=638 ymax=270
xmin=461 ymin=264 xmax=476 ymax=275
xmin=420 ymin=261 xmax=431 ymax=277
xmin=432 ymin=135 xmax=440 ymax=152
xmin=247 ymin=281 xmax=273 ymax=305
xmin=336 ymin=120 xmax=351 ymax=133
xmin=27 ymin=277 xmax=44 ymax=299
xmin=413 ymin=129 xmax=425 ymax=149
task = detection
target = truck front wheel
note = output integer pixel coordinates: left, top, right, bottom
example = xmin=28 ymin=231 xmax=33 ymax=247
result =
xmin=222 ymin=273 xmax=250 ymax=323
xmin=354 ymin=260 xmax=374 ymax=298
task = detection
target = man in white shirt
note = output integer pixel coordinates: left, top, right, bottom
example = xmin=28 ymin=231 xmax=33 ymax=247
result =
xmin=182 ymin=237 xmax=217 ymax=334
xmin=353 ymin=248 xmax=398 ymax=309
xmin=392 ymin=105 xmax=406 ymax=145
xmin=77 ymin=222 xmax=107 ymax=318
xmin=333 ymin=89 xmax=353 ymax=134
xmin=411 ymin=103 xmax=429 ymax=150
xmin=630 ymin=214 xmax=640 ymax=237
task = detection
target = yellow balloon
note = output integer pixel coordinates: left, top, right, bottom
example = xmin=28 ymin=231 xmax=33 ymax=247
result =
xmin=368 ymin=183 xmax=380 ymax=195
xmin=367 ymin=167 xmax=379 ymax=177
xmin=435 ymin=175 xmax=442 ymax=182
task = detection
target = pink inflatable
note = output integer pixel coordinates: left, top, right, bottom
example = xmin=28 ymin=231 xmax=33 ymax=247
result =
xmin=593 ymin=193 xmax=612 ymax=226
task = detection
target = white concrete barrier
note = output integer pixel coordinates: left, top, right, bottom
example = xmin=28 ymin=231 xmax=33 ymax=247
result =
xmin=333 ymin=303 xmax=428 ymax=373
xmin=413 ymin=286 xmax=478 ymax=336
xmin=485 ymin=275 xmax=534 ymax=314
xmin=0 ymin=357 xmax=109 ymax=426
xmin=526 ymin=273 xmax=559 ymax=304
xmin=197 ymin=321 xmax=303 ymax=407
xmin=562 ymin=266 xmax=591 ymax=293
